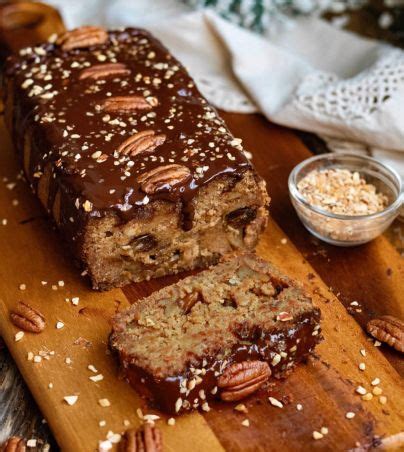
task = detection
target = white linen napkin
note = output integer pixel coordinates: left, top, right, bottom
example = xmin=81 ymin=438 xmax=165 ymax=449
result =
xmin=149 ymin=11 xmax=404 ymax=177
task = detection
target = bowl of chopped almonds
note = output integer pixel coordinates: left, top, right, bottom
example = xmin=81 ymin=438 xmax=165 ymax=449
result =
xmin=288 ymin=153 xmax=403 ymax=246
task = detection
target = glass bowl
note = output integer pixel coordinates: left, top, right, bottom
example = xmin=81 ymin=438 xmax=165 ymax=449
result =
xmin=288 ymin=153 xmax=403 ymax=246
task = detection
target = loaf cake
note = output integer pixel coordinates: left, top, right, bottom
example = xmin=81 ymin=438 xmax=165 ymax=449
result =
xmin=110 ymin=253 xmax=322 ymax=414
xmin=2 ymin=27 xmax=269 ymax=289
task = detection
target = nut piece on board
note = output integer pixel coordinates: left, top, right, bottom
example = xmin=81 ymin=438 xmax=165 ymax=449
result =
xmin=1 ymin=436 xmax=26 ymax=452
xmin=119 ymin=424 xmax=162 ymax=452
xmin=367 ymin=316 xmax=404 ymax=353
xmin=218 ymin=360 xmax=271 ymax=402
xmin=10 ymin=302 xmax=46 ymax=333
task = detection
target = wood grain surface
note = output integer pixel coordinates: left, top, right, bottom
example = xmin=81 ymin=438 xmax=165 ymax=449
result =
xmin=0 ymin=106 xmax=403 ymax=450
xmin=0 ymin=1 xmax=403 ymax=451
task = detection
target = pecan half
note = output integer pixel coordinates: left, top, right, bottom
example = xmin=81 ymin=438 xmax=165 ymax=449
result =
xmin=218 ymin=360 xmax=271 ymax=402
xmin=10 ymin=302 xmax=45 ymax=333
xmin=79 ymin=63 xmax=130 ymax=80
xmin=138 ymin=164 xmax=191 ymax=195
xmin=119 ymin=425 xmax=162 ymax=452
xmin=57 ymin=26 xmax=108 ymax=51
xmin=100 ymin=96 xmax=155 ymax=113
xmin=367 ymin=316 xmax=404 ymax=353
xmin=117 ymin=131 xmax=166 ymax=158
xmin=1 ymin=436 xmax=26 ymax=452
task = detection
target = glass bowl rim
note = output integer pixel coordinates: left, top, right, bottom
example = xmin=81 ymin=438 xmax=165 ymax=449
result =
xmin=288 ymin=152 xmax=403 ymax=221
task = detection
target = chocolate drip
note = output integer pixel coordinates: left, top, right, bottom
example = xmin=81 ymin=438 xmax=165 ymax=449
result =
xmin=4 ymin=28 xmax=252 ymax=241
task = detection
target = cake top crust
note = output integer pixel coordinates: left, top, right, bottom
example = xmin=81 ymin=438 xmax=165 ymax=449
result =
xmin=110 ymin=253 xmax=320 ymax=378
xmin=5 ymin=27 xmax=251 ymax=221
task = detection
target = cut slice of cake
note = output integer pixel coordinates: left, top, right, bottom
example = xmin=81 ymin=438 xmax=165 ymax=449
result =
xmin=110 ymin=253 xmax=322 ymax=414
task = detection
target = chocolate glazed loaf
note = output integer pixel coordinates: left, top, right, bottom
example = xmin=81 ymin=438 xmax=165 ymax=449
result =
xmin=2 ymin=26 xmax=269 ymax=289
xmin=110 ymin=254 xmax=322 ymax=415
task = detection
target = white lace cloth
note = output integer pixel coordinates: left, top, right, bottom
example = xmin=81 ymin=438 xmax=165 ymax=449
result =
xmin=46 ymin=1 xmax=404 ymax=177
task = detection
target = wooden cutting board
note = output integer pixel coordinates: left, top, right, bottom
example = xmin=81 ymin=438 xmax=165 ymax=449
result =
xmin=0 ymin=2 xmax=403 ymax=451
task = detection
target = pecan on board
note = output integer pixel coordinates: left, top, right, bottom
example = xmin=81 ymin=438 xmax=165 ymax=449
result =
xmin=10 ymin=302 xmax=45 ymax=333
xmin=367 ymin=316 xmax=404 ymax=353
xmin=218 ymin=360 xmax=271 ymax=402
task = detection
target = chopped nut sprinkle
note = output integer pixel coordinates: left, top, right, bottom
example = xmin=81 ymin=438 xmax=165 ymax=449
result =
xmin=90 ymin=374 xmax=104 ymax=382
xmin=372 ymin=387 xmax=383 ymax=396
xmin=346 ymin=412 xmax=355 ymax=419
xmin=64 ymin=395 xmax=78 ymax=405
xmin=98 ymin=398 xmax=111 ymax=407
xmin=234 ymin=403 xmax=248 ymax=413
xmin=297 ymin=168 xmax=388 ymax=216
xmin=268 ymin=397 xmax=283 ymax=408
xmin=15 ymin=331 xmax=24 ymax=342
xmin=356 ymin=386 xmax=367 ymax=395
xmin=379 ymin=396 xmax=387 ymax=405
xmin=27 ymin=439 xmax=37 ymax=448
xmin=313 ymin=431 xmax=323 ymax=440
xmin=167 ymin=418 xmax=176 ymax=426
xmin=241 ymin=419 xmax=250 ymax=427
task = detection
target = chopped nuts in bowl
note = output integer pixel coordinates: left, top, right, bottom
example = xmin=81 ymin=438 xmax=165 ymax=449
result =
xmin=288 ymin=153 xmax=403 ymax=246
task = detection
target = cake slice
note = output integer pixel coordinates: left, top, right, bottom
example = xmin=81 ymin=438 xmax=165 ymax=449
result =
xmin=110 ymin=253 xmax=322 ymax=414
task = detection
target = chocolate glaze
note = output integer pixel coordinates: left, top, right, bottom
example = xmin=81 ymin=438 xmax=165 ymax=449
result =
xmin=119 ymin=311 xmax=321 ymax=415
xmin=3 ymin=28 xmax=252 ymax=244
